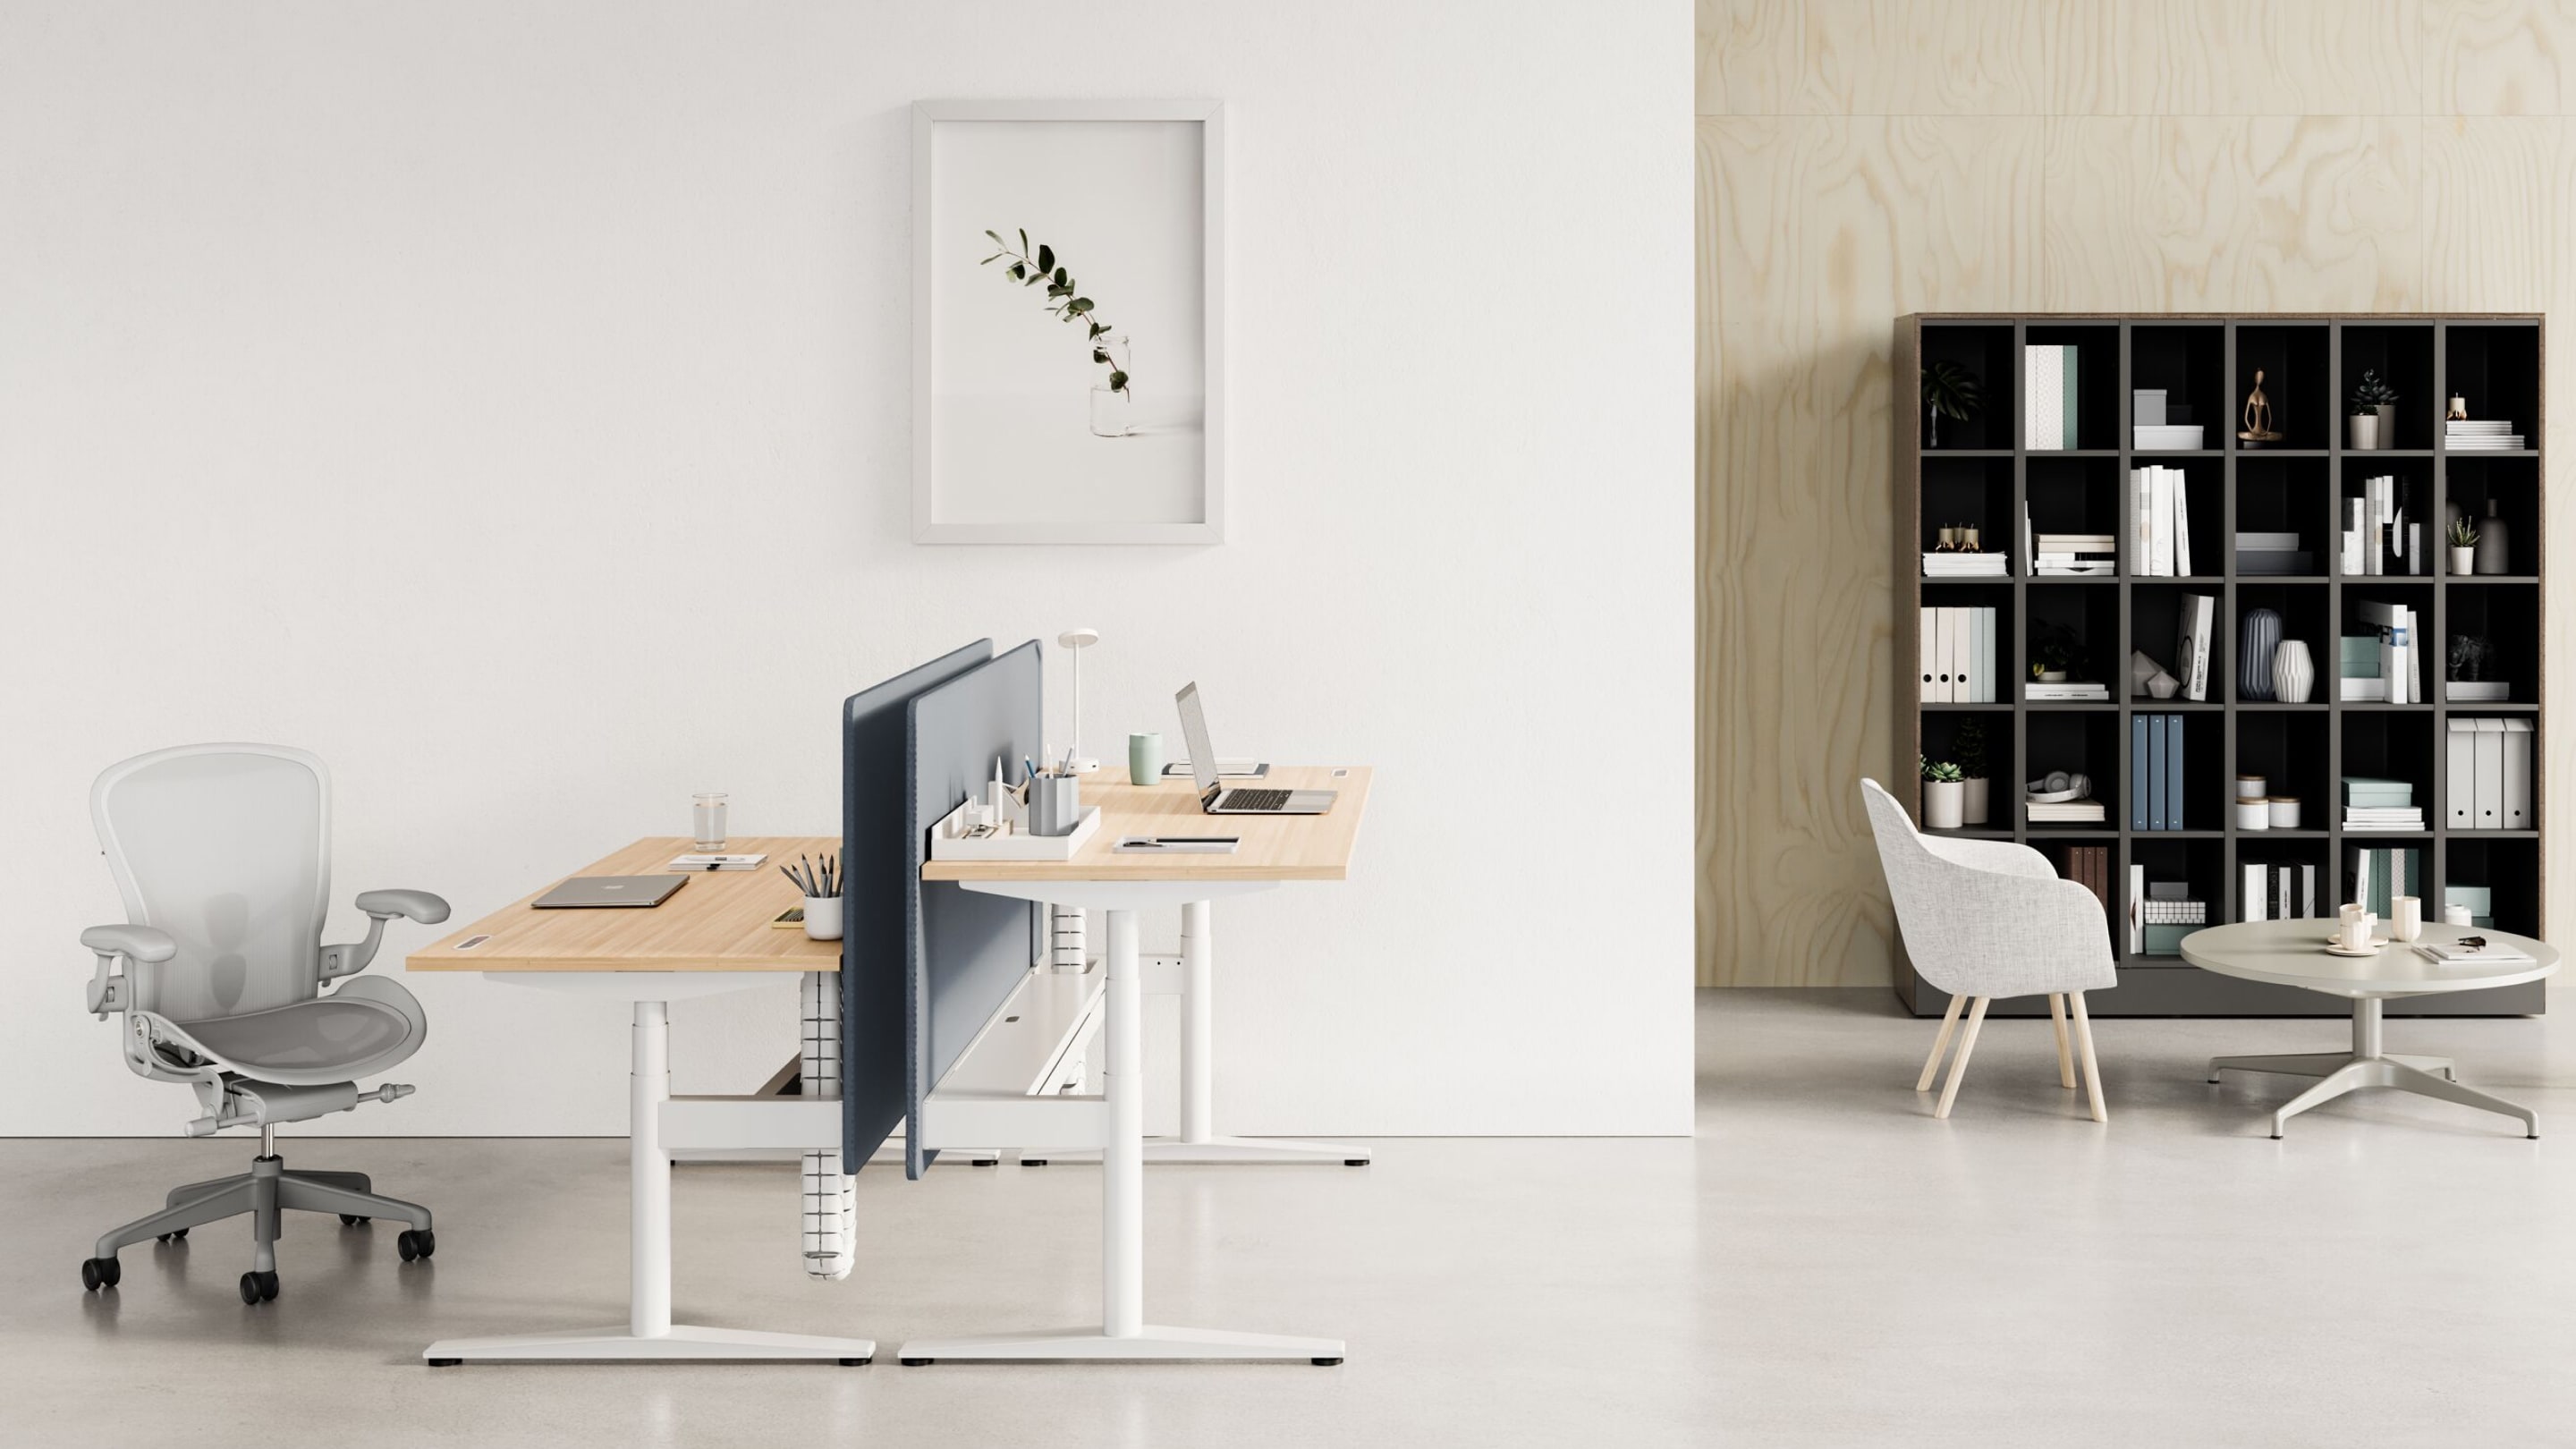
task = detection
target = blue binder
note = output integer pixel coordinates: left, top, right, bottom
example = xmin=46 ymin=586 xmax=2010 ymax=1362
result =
xmin=2165 ymin=713 xmax=2185 ymax=830
xmin=2147 ymin=714 xmax=2166 ymax=831
xmin=2131 ymin=714 xmax=2150 ymax=831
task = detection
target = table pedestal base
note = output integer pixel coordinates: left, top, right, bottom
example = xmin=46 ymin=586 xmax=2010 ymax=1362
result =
xmin=897 ymin=1325 xmax=1343 ymax=1366
xmin=426 ymin=1325 xmax=874 ymax=1365
xmin=2210 ymin=998 xmax=2538 ymax=1139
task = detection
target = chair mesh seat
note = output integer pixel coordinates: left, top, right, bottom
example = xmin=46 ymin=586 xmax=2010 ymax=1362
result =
xmin=173 ymin=997 xmax=414 ymax=1073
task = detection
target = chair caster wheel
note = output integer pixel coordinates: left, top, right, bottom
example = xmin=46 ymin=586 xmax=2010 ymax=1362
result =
xmin=80 ymin=1257 xmax=121 ymax=1292
xmin=901 ymin=1358 xmax=932 ymax=1367
xmin=340 ymin=1214 xmax=370 ymax=1226
xmin=1311 ymin=1357 xmax=1343 ymax=1366
xmin=427 ymin=1359 xmax=462 ymax=1368
xmin=1021 ymin=1159 xmax=1047 ymax=1167
xmin=970 ymin=1159 xmax=998 ymax=1167
xmin=397 ymin=1229 xmax=436 ymax=1262
xmin=838 ymin=1357 xmax=871 ymax=1366
xmin=1343 ymin=1159 xmax=1370 ymax=1166
xmin=239 ymin=1270 xmax=279 ymax=1304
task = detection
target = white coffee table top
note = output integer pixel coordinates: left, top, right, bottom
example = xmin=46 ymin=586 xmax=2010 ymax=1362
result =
xmin=2180 ymin=919 xmax=2558 ymax=999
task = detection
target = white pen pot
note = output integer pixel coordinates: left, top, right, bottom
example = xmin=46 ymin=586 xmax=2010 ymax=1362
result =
xmin=1960 ymin=776 xmax=1989 ymax=826
xmin=2348 ymin=413 xmax=2380 ymax=450
xmin=803 ymin=896 xmax=843 ymax=941
xmin=2450 ymin=546 xmax=2476 ymax=575
xmin=1922 ymin=780 xmax=1964 ymax=830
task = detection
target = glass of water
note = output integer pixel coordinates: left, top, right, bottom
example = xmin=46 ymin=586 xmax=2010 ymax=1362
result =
xmin=691 ymin=792 xmax=729 ymax=852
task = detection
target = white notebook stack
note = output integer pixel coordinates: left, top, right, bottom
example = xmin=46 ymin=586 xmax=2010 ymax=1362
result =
xmin=2446 ymin=419 xmax=2523 ymax=450
xmin=1923 ymin=551 xmax=2008 ymax=577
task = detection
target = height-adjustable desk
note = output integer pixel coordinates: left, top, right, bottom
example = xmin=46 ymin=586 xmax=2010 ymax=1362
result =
xmin=408 ymin=835 xmax=873 ymax=1366
xmin=902 ymin=765 xmax=1371 ymax=1365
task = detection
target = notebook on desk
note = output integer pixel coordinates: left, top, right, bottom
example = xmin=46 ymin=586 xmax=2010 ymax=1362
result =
xmin=532 ymin=875 xmax=689 ymax=909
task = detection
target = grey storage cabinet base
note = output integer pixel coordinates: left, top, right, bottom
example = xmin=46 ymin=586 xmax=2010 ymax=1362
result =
xmin=1894 ymin=313 xmax=2546 ymax=1018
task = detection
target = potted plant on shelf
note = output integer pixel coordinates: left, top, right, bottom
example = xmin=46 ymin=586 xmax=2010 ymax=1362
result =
xmin=1921 ymin=362 xmax=1983 ymax=449
xmin=2348 ymin=369 xmax=2398 ymax=450
xmin=2448 ymin=515 xmax=2479 ymax=576
xmin=1920 ymin=755 xmax=1966 ymax=830
xmin=1952 ymin=715 xmax=1992 ymax=826
xmin=2029 ymin=622 xmax=2087 ymax=684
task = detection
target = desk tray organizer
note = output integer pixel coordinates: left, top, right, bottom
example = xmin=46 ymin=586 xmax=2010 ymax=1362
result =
xmin=928 ymin=799 xmax=1102 ymax=860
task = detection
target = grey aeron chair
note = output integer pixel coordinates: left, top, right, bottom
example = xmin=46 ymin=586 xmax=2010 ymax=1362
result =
xmin=79 ymin=743 xmax=448 ymax=1305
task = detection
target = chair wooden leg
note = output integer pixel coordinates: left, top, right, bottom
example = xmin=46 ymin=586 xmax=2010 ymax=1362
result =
xmin=1917 ymin=994 xmax=1968 ymax=1092
xmin=2048 ymin=994 xmax=2075 ymax=1089
xmin=2069 ymin=991 xmax=2107 ymax=1123
xmin=1934 ymin=997 xmax=1989 ymax=1119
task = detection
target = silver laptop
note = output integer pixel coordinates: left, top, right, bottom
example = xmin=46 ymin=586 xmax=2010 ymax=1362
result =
xmin=533 ymin=875 xmax=690 ymax=909
xmin=1176 ymin=682 xmax=1335 ymax=815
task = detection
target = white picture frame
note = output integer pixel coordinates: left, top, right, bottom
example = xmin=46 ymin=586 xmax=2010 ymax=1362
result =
xmin=911 ymin=98 xmax=1226 ymax=545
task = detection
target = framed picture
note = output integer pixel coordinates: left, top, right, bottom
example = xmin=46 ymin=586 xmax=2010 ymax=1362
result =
xmin=911 ymin=99 xmax=1225 ymax=544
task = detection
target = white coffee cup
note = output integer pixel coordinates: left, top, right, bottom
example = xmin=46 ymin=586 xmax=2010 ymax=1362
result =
xmin=2392 ymin=895 xmax=2422 ymax=943
xmin=2340 ymin=913 xmax=2377 ymax=953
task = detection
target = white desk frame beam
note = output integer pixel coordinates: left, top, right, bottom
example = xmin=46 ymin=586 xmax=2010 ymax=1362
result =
xmin=421 ymin=972 xmax=877 ymax=1367
xmin=899 ymin=881 xmax=1343 ymax=1366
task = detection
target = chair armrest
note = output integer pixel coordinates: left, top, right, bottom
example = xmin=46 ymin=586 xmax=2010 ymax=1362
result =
xmin=1919 ymin=835 xmax=2058 ymax=881
xmin=322 ymin=889 xmax=450 ymax=980
xmin=1894 ymin=861 xmax=2116 ymax=1000
xmin=82 ymin=924 xmax=176 ymax=962
xmin=81 ymin=924 xmax=175 ymax=1018
xmin=356 ymin=889 xmax=450 ymax=924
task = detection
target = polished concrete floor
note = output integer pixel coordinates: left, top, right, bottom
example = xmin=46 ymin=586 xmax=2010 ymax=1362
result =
xmin=10 ymin=988 xmax=2576 ymax=1447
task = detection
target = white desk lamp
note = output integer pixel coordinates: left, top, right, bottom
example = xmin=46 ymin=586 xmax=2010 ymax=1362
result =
xmin=1057 ymin=627 xmax=1101 ymax=774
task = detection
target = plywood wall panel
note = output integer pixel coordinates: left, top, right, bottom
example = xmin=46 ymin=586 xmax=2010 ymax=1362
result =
xmin=1699 ymin=2 xmax=2575 ymax=988
xmin=2041 ymin=116 xmax=2422 ymax=312
xmin=2428 ymin=0 xmax=2576 ymax=114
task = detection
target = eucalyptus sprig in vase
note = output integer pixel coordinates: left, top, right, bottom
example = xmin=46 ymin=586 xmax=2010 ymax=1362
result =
xmin=982 ymin=229 xmax=1138 ymax=436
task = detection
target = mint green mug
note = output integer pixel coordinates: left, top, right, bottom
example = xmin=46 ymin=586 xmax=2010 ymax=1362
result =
xmin=1129 ymin=732 xmax=1164 ymax=786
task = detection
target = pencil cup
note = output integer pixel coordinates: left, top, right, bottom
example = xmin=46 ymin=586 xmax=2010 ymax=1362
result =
xmin=1129 ymin=732 xmax=1164 ymax=786
xmin=802 ymin=896 xmax=843 ymax=941
xmin=1030 ymin=774 xmax=1081 ymax=836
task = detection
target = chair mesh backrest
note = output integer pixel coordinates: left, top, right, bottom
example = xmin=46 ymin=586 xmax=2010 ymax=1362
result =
xmin=92 ymin=745 xmax=328 ymax=1022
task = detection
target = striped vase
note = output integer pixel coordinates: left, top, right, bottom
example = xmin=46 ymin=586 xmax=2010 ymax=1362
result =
xmin=2238 ymin=608 xmax=2282 ymax=701
xmin=2273 ymin=639 xmax=2316 ymax=704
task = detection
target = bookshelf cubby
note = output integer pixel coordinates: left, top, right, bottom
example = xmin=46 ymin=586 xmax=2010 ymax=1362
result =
xmin=1894 ymin=314 xmax=2545 ymax=1018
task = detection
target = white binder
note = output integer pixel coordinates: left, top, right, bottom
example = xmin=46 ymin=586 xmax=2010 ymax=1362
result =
xmin=2503 ymin=718 xmax=2533 ymax=829
xmin=2474 ymin=718 xmax=2506 ymax=829
xmin=1919 ymin=608 xmax=1937 ymax=702
xmin=1935 ymin=607 xmax=1956 ymax=703
xmin=2447 ymin=719 xmax=2479 ymax=828
xmin=2241 ymin=863 xmax=2267 ymax=922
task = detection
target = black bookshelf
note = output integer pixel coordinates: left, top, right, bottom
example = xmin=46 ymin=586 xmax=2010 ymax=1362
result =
xmin=1894 ymin=314 xmax=2545 ymax=1018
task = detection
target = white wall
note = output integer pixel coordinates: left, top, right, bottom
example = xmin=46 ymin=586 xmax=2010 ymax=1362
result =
xmin=0 ymin=1 xmax=1693 ymax=1137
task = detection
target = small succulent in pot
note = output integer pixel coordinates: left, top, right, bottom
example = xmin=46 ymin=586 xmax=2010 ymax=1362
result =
xmin=1920 ymin=756 xmax=1963 ymax=784
xmin=2349 ymin=369 xmax=2399 ymax=415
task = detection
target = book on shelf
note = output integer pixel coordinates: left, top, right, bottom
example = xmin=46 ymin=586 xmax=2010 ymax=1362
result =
xmin=2236 ymin=530 xmax=2299 ymax=551
xmin=2024 ymin=344 xmax=2079 ymax=450
xmin=2174 ymin=593 xmax=2215 ymax=701
xmin=2140 ymin=924 xmax=2193 ymax=956
xmin=2445 ymin=682 xmax=2510 ymax=701
xmin=2133 ymin=424 xmax=2204 ymax=450
xmin=2241 ymin=863 xmax=2318 ymax=923
xmin=2237 ymin=550 xmax=2316 ymax=576
xmin=2126 ymin=464 xmax=2195 ymax=576
xmin=2353 ymin=600 xmax=2418 ymax=704
xmin=2034 ymin=561 xmax=2117 ymax=575
xmin=2446 ymin=419 xmax=2523 ymax=449
xmin=2415 ymin=939 xmax=2536 ymax=966
xmin=2341 ymin=775 xmax=2413 ymax=807
xmin=2026 ymin=800 xmax=2107 ymax=822
xmin=2061 ymin=845 xmax=2113 ymax=919
xmin=2347 ymin=847 xmax=2423 ymax=918
xmin=1923 ymin=553 xmax=2008 ymax=577
xmin=2343 ymin=476 xmax=2423 ymax=576
xmin=2025 ymin=682 xmax=2108 ymax=700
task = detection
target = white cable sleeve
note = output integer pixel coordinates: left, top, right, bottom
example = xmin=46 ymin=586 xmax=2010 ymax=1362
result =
xmin=799 ymin=970 xmax=856 ymax=1281
xmin=1051 ymin=903 xmax=1087 ymax=972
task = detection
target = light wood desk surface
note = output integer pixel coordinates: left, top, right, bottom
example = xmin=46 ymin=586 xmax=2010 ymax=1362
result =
xmin=410 ymin=836 xmax=843 ymax=972
xmin=921 ymin=766 xmax=1370 ymax=883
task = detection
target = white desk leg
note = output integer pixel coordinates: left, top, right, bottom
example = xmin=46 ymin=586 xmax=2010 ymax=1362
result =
xmin=1124 ymin=899 xmax=1370 ymax=1166
xmin=897 ymin=906 xmax=1344 ymax=1366
xmin=423 ymin=998 xmax=876 ymax=1366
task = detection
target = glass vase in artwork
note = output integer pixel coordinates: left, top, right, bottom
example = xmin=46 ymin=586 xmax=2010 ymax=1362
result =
xmin=1089 ymin=335 xmax=1136 ymax=437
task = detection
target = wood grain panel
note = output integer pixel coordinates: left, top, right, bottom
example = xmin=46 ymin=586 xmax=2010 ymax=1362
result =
xmin=411 ymin=836 xmax=843 ymax=971
xmin=2428 ymin=0 xmax=2576 ymax=114
xmin=1698 ymin=0 xmax=1801 ymax=115
xmin=2040 ymin=117 xmax=2422 ymax=312
xmin=2058 ymin=0 xmax=2421 ymax=116
xmin=1698 ymin=116 xmax=2041 ymax=986
xmin=2424 ymin=117 xmax=2573 ymax=307
xmin=1794 ymin=0 xmax=2058 ymax=116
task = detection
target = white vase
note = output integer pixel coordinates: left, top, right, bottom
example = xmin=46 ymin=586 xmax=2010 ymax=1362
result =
xmin=2349 ymin=413 xmax=2380 ymax=449
xmin=1923 ymin=780 xmax=1964 ymax=830
xmin=2272 ymin=639 xmax=2315 ymax=705
xmin=1961 ymin=776 xmax=1990 ymax=826
xmin=2450 ymin=546 xmax=2476 ymax=576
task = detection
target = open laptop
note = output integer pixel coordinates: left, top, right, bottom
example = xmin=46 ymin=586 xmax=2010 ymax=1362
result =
xmin=533 ymin=875 xmax=690 ymax=909
xmin=1176 ymin=682 xmax=1335 ymax=815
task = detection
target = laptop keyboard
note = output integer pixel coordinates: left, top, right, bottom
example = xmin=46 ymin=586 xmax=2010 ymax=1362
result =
xmin=1221 ymin=788 xmax=1292 ymax=811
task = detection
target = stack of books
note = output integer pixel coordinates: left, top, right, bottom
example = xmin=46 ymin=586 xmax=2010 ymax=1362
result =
xmin=2026 ymin=679 xmax=2109 ymax=701
xmin=1922 ymin=551 xmax=2007 ymax=578
xmin=2032 ymin=532 xmax=2116 ymax=576
xmin=2415 ymin=937 xmax=2536 ymax=966
xmin=2133 ymin=879 xmax=2206 ymax=955
xmin=2127 ymin=464 xmax=2195 ymax=575
xmin=2234 ymin=530 xmax=2315 ymax=576
xmin=2343 ymin=776 xmax=2424 ymax=831
xmin=2446 ymin=419 xmax=2523 ymax=450
xmin=2336 ymin=600 xmax=2423 ymax=703
xmin=2025 ymin=344 xmax=2080 ymax=450
xmin=2342 ymin=476 xmax=2422 ymax=575
xmin=2239 ymin=863 xmax=2318 ymax=922
xmin=2026 ymin=794 xmax=2107 ymax=823
xmin=2060 ymin=845 xmax=2113 ymax=917
xmin=2348 ymin=845 xmax=2423 ymax=916
xmin=2131 ymin=389 xmax=2202 ymax=450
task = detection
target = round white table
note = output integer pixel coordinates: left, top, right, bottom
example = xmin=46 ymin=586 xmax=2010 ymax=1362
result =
xmin=2180 ymin=919 xmax=2559 ymax=1139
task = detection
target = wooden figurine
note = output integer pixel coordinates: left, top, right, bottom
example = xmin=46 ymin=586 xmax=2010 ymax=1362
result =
xmin=2238 ymin=369 xmax=2282 ymax=446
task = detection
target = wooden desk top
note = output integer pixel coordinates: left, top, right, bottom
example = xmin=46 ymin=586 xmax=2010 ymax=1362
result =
xmin=920 ymin=766 xmax=1370 ymax=883
xmin=409 ymin=836 xmax=843 ymax=972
